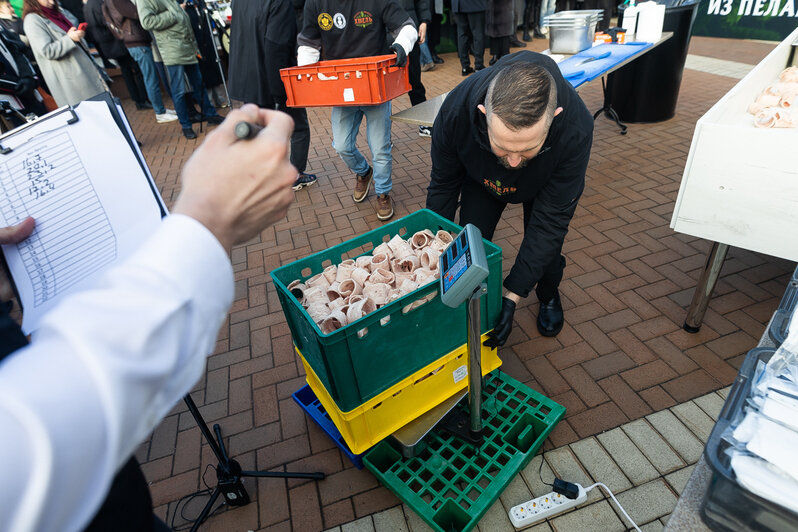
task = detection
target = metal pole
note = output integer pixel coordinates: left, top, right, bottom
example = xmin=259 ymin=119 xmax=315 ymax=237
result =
xmin=683 ymin=241 xmax=729 ymax=333
xmin=198 ymin=0 xmax=232 ymax=108
xmin=467 ymin=285 xmax=486 ymax=435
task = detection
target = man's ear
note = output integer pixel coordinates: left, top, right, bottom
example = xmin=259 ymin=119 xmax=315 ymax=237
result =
xmin=477 ymin=104 xmax=486 ymax=115
xmin=554 ymin=106 xmax=563 ymax=117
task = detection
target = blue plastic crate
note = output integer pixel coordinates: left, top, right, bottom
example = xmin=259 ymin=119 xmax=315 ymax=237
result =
xmin=292 ymin=385 xmax=365 ymax=469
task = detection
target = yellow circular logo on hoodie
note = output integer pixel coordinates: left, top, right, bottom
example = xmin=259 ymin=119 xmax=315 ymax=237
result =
xmin=318 ymin=12 xmax=333 ymax=31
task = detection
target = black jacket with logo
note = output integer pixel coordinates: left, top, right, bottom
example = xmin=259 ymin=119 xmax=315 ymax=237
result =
xmin=298 ymin=0 xmax=413 ymax=59
xmin=426 ymin=51 xmax=594 ymax=298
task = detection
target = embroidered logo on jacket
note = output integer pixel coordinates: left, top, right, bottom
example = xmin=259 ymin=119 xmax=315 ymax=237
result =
xmin=318 ymin=12 xmax=333 ymax=30
xmin=333 ymin=12 xmax=346 ymax=28
xmin=483 ymin=178 xmax=517 ymax=196
xmin=353 ymin=10 xmax=373 ymax=27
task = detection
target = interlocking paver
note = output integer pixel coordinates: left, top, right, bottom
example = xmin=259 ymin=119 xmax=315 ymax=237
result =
xmin=597 ymin=428 xmax=660 ymax=486
xmin=570 ymin=437 xmax=632 ymax=494
xmin=621 ymin=419 xmax=685 ymax=475
xmin=646 ymin=410 xmax=705 ymax=464
xmin=550 ymin=500 xmax=625 ymax=532
xmin=614 ymin=479 xmax=678 ymax=525
xmin=117 ymin=36 xmax=797 ymax=529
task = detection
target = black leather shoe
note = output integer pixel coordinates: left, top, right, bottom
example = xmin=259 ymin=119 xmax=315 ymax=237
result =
xmin=432 ymin=55 xmax=444 ymax=64
xmin=489 ymin=55 xmax=498 ymax=66
xmin=533 ymin=29 xmax=546 ymax=39
xmin=509 ymin=36 xmax=527 ymax=47
xmin=182 ymin=127 xmax=197 ymax=139
xmin=537 ymin=292 xmax=564 ymax=337
xmin=461 ymin=66 xmax=474 ymax=76
xmin=475 ymin=64 xmax=485 ymax=71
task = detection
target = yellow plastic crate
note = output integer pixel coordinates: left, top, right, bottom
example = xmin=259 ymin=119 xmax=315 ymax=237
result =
xmin=297 ymin=334 xmax=502 ymax=455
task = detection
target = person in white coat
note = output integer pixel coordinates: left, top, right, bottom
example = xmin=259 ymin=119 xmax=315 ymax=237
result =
xmin=22 ymin=0 xmax=107 ymax=106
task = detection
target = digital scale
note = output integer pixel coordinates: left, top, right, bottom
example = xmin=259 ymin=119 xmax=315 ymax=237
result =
xmin=391 ymin=224 xmax=492 ymax=454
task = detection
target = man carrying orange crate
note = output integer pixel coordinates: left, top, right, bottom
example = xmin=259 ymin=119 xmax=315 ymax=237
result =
xmin=297 ymin=0 xmax=417 ymax=221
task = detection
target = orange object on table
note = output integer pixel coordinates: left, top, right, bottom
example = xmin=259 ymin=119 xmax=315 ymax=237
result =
xmin=594 ymin=32 xmax=612 ymax=44
xmin=280 ymin=55 xmax=410 ymax=108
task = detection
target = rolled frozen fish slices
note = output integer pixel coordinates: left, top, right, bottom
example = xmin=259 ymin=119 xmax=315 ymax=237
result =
xmin=747 ymin=69 xmax=798 ymax=128
xmin=288 ymin=229 xmax=456 ymax=333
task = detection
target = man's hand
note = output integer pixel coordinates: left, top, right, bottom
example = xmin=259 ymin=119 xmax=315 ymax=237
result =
xmin=484 ymin=296 xmax=516 ymax=348
xmin=390 ymin=42 xmax=407 ymax=68
xmin=0 ymin=217 xmax=35 ymax=301
xmin=418 ymin=22 xmax=427 ymax=44
xmin=173 ymin=104 xmax=297 ymax=251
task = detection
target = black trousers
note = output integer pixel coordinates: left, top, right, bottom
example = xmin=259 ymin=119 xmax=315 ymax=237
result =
xmin=458 ymin=179 xmax=565 ymax=302
xmin=490 ymin=36 xmax=510 ymax=58
xmin=116 ymin=53 xmax=148 ymax=106
xmin=455 ymin=11 xmax=486 ymax=69
xmin=276 ymin=101 xmax=311 ymax=174
xmin=427 ymin=13 xmax=443 ymax=55
xmin=407 ymin=42 xmax=426 ymax=107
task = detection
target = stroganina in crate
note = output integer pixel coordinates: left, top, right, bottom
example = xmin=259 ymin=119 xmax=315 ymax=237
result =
xmin=287 ymin=229 xmax=456 ymax=335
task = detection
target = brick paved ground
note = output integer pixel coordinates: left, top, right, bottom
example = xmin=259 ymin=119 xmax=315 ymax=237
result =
xmin=115 ymin=35 xmax=794 ymax=531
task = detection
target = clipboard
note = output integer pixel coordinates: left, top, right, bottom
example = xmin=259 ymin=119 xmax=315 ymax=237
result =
xmin=0 ymin=92 xmax=168 ymax=332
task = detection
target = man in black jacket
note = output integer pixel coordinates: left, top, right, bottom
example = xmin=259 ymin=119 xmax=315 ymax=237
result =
xmin=228 ymin=0 xmax=316 ymax=191
xmin=0 ymin=25 xmax=45 ymax=125
xmin=426 ymin=51 xmax=593 ymax=346
xmin=397 ymin=0 xmax=431 ymax=138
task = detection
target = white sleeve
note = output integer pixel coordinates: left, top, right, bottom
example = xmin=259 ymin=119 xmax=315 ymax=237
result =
xmin=297 ymin=44 xmax=320 ymax=66
xmin=392 ymin=23 xmax=418 ymax=57
xmin=0 ymin=214 xmax=234 ymax=532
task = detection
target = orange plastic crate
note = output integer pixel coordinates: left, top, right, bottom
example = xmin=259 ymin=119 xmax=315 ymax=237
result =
xmin=280 ymin=55 xmax=410 ymax=107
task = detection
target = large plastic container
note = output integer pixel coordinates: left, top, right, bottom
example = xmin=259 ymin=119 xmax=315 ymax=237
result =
xmin=280 ymin=55 xmax=410 ymax=107
xmin=271 ymin=209 xmax=502 ymax=413
xmin=605 ymin=0 xmax=699 ymax=122
xmin=767 ymin=266 xmax=798 ymax=347
xmin=364 ymin=371 xmax=566 ymax=532
xmin=298 ymin=335 xmax=502 ymax=455
xmin=702 ymin=346 xmax=798 ymax=531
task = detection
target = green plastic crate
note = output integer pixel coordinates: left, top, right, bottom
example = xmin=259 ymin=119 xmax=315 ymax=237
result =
xmin=270 ymin=209 xmax=502 ymax=413
xmin=363 ymin=371 xmax=565 ymax=532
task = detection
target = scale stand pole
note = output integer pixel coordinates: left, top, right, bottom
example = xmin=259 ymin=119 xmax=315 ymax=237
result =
xmin=467 ymin=283 xmax=487 ymax=437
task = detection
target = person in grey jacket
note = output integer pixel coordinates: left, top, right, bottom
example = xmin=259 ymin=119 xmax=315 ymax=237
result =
xmin=136 ymin=0 xmax=222 ymax=139
xmin=22 ymin=0 xmax=107 ymax=106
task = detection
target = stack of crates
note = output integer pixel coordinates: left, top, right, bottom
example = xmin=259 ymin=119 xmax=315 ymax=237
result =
xmin=271 ymin=210 xmax=503 ymax=454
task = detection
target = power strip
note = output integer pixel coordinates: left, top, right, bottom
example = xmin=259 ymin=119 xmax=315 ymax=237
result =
xmin=508 ymin=483 xmax=588 ymax=529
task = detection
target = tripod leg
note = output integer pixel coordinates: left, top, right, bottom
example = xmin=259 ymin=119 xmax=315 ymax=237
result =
xmin=213 ymin=424 xmax=230 ymax=462
xmin=241 ymin=470 xmax=326 ymax=480
xmin=189 ymin=487 xmax=223 ymax=532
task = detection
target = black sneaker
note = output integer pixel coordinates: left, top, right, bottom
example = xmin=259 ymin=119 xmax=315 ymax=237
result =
xmin=461 ymin=66 xmax=474 ymax=76
xmin=418 ymin=126 xmax=432 ymax=138
xmin=135 ymin=101 xmax=153 ymax=110
xmin=292 ymin=172 xmax=318 ymax=190
xmin=205 ymin=115 xmax=224 ymax=125
xmin=182 ymin=127 xmax=197 ymax=139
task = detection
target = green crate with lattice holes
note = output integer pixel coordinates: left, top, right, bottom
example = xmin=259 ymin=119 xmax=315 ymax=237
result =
xmin=363 ymin=371 xmax=565 ymax=532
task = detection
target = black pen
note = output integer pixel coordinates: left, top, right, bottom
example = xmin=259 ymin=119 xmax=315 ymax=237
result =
xmin=234 ymin=121 xmax=264 ymax=140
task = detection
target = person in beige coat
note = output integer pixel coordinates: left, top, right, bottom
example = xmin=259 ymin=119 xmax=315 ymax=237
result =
xmin=22 ymin=0 xmax=107 ymax=107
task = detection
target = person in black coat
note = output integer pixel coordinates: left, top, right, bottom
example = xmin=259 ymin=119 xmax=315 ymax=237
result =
xmin=396 ymin=0 xmax=431 ymax=137
xmin=82 ymin=0 xmax=150 ymax=109
xmin=0 ymin=24 xmax=46 ymax=125
xmin=426 ymin=51 xmax=593 ymax=344
xmin=452 ymin=0 xmax=485 ymax=75
xmin=227 ymin=0 xmax=316 ymax=190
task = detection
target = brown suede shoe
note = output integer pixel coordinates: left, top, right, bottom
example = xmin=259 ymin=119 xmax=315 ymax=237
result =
xmin=376 ymin=193 xmax=394 ymax=221
xmin=353 ymin=166 xmax=373 ymax=203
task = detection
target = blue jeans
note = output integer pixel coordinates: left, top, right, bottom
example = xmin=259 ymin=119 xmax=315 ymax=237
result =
xmin=540 ymin=0 xmax=555 ymax=24
xmin=331 ymin=102 xmax=392 ymax=194
xmin=420 ymin=42 xmax=433 ymax=65
xmin=165 ymin=63 xmax=218 ymax=129
xmin=128 ymin=46 xmax=166 ymax=114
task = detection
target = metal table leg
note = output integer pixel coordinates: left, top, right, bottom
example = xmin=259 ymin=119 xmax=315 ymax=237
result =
xmin=683 ymin=241 xmax=730 ymax=333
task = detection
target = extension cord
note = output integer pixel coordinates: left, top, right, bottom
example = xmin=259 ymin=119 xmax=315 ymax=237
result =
xmin=508 ymin=483 xmax=588 ymax=529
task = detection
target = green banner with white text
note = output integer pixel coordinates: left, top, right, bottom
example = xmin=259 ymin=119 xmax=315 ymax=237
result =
xmin=693 ymin=0 xmax=798 ymax=40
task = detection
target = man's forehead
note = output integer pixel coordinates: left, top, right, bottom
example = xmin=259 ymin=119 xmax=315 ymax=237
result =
xmin=487 ymin=114 xmax=547 ymax=150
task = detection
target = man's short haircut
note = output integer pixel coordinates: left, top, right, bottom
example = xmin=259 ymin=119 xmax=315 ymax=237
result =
xmin=484 ymin=63 xmax=558 ymax=131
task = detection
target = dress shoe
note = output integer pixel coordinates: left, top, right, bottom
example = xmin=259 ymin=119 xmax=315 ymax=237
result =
xmin=461 ymin=66 xmax=474 ymax=76
xmin=536 ymin=292 xmax=564 ymax=337
xmin=509 ymin=36 xmax=527 ymax=48
xmin=533 ymin=29 xmax=546 ymax=39
xmin=475 ymin=65 xmax=485 ymax=71
xmin=489 ymin=55 xmax=499 ymax=66
xmin=523 ymin=31 xmax=532 ymax=41
xmin=182 ymin=127 xmax=197 ymax=140
xmin=135 ymin=101 xmax=153 ymax=110
xmin=432 ymin=55 xmax=444 ymax=64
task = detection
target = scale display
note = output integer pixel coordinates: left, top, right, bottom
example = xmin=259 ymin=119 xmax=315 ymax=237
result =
xmin=440 ymin=224 xmax=490 ymax=308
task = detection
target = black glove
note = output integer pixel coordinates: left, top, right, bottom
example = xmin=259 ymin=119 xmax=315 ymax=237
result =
xmin=484 ymin=297 xmax=516 ymax=348
xmin=390 ymin=42 xmax=407 ymax=68
xmin=14 ymin=76 xmax=36 ymax=96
